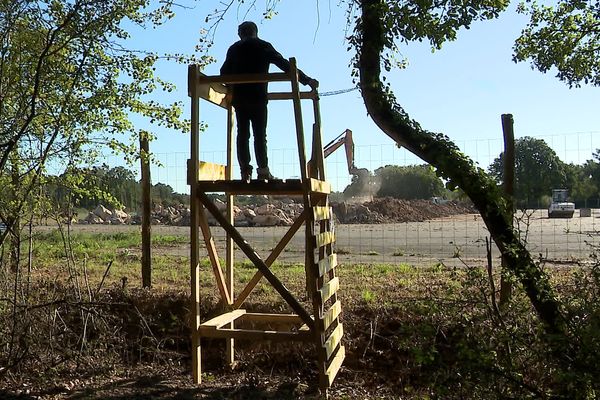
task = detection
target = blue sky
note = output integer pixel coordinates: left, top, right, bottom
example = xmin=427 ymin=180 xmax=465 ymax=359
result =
xmin=126 ymin=1 xmax=599 ymax=191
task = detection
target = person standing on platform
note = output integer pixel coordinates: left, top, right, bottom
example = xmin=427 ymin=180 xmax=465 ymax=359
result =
xmin=221 ymin=21 xmax=318 ymax=181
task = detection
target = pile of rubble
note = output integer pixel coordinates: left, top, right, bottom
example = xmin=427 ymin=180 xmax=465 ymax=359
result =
xmin=80 ymin=197 xmax=475 ymax=227
xmin=83 ymin=205 xmax=132 ymax=225
xmin=332 ymin=197 xmax=476 ymax=224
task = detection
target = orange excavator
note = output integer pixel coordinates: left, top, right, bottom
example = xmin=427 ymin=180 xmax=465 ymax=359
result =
xmin=323 ymin=129 xmax=374 ymax=197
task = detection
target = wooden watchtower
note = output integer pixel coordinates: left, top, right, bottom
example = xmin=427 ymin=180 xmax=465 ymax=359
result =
xmin=187 ymin=59 xmax=344 ymax=392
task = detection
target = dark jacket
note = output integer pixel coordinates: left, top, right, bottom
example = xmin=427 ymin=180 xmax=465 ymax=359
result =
xmin=220 ymin=37 xmax=311 ymax=107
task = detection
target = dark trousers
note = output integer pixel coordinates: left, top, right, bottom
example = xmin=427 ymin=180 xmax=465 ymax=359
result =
xmin=235 ymin=103 xmax=268 ymax=171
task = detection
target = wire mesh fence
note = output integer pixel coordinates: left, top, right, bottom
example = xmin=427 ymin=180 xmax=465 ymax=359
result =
xmin=103 ymin=130 xmax=600 ymax=266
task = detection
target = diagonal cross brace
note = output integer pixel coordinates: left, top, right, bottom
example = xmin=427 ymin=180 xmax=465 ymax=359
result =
xmin=233 ymin=209 xmax=309 ymax=309
xmin=197 ymin=191 xmax=315 ymax=331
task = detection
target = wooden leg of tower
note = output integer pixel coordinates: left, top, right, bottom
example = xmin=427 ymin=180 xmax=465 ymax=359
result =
xmin=225 ymin=192 xmax=235 ymax=367
xmin=191 ymin=197 xmax=202 ymax=384
xmin=225 ymin=106 xmax=235 ymax=368
xmin=191 ymin=260 xmax=201 ymax=384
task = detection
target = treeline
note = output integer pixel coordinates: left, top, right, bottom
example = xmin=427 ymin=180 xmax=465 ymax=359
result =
xmin=46 ymin=164 xmax=188 ymax=212
xmin=57 ymin=137 xmax=600 ymax=211
xmin=343 ymin=164 xmax=450 ymax=200
xmin=488 ymin=137 xmax=600 ymax=208
xmin=342 ymin=137 xmax=600 ymax=208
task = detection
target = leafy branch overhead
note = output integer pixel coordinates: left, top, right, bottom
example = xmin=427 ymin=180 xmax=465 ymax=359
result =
xmin=514 ymin=0 xmax=600 ymax=87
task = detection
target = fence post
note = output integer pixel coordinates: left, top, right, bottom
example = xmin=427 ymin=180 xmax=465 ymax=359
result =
xmin=140 ymin=132 xmax=152 ymax=288
xmin=500 ymin=114 xmax=514 ymax=306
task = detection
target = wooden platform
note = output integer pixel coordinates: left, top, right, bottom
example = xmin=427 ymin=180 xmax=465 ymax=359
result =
xmin=188 ymin=62 xmax=344 ymax=395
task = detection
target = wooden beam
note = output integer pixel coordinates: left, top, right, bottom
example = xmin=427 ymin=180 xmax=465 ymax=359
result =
xmin=233 ymin=209 xmax=309 ymax=309
xmin=309 ymin=178 xmax=331 ymax=194
xmin=198 ymin=161 xmax=226 ymax=180
xmin=198 ymin=72 xmax=290 ymax=85
xmin=197 ymin=75 xmax=229 ymax=108
xmin=225 ymin=105 xmax=235 ymax=366
xmin=197 ymin=202 xmax=232 ymax=305
xmin=290 ymin=58 xmax=308 ymax=182
xmin=200 ymin=309 xmax=246 ymax=329
xmin=243 ymin=313 xmax=306 ymax=325
xmin=198 ymin=191 xmax=314 ymax=330
xmin=187 ymin=64 xmax=202 ymax=385
xmin=196 ymin=179 xmax=304 ymax=195
xmin=198 ymin=327 xmax=313 ymax=342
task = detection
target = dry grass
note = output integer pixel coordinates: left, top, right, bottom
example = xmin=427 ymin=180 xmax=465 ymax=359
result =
xmin=1 ymin=230 xmax=598 ymax=399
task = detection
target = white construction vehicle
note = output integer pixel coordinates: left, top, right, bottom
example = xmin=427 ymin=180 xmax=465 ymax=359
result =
xmin=548 ymin=189 xmax=575 ymax=218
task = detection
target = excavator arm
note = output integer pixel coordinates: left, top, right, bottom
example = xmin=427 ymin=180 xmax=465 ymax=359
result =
xmin=323 ymin=129 xmax=368 ymax=177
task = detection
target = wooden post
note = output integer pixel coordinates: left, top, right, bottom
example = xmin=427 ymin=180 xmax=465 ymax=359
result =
xmin=188 ymin=64 xmax=202 ymax=384
xmin=140 ymin=132 xmax=152 ymax=289
xmin=225 ymin=101 xmax=235 ymax=367
xmin=500 ymin=113 xmax=514 ymax=306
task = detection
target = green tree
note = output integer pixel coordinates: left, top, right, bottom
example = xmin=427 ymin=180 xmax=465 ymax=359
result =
xmin=374 ymin=164 xmax=445 ymax=199
xmin=564 ymin=161 xmax=597 ymax=206
xmin=0 ymin=0 xmax=207 ymax=244
xmin=352 ymin=0 xmax=566 ymax=340
xmin=514 ymin=0 xmax=600 ymax=87
xmin=488 ymin=136 xmax=568 ymax=207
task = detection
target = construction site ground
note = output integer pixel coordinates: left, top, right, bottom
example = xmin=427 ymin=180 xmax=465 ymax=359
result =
xmin=53 ymin=200 xmax=600 ymax=266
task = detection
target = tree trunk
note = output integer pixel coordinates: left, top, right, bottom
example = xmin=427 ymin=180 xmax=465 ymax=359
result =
xmin=357 ymin=0 xmax=565 ymax=336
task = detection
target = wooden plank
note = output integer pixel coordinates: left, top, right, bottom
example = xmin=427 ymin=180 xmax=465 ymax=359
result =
xmin=187 ymin=64 xmax=202 ymax=384
xmin=313 ymin=205 xmax=330 ymax=221
xmin=198 ymin=206 xmax=232 ymax=305
xmin=322 ymin=300 xmax=342 ymax=331
xmin=319 ymin=277 xmax=339 ymax=304
xmin=309 ymin=178 xmax=331 ymax=194
xmin=315 ymin=231 xmax=335 ymax=248
xmin=199 ymin=327 xmax=313 ymax=342
xmin=311 ymin=97 xmax=326 ymax=181
xmin=233 ymin=209 xmax=308 ymax=309
xmin=198 ymin=72 xmax=290 ymax=85
xmin=325 ymin=345 xmax=345 ymax=386
xmin=198 ymin=191 xmax=314 ymax=330
xmin=200 ymin=309 xmax=246 ymax=329
xmin=289 ymin=58 xmax=308 ymax=182
xmin=243 ymin=313 xmax=306 ymax=324
xmin=198 ymin=161 xmax=226 ymax=180
xmin=197 ymin=80 xmax=228 ymax=108
xmin=225 ymin=106 xmax=235 ymax=365
xmin=318 ymin=253 xmax=338 ymax=277
xmin=324 ymin=323 xmax=344 ymax=361
xmin=196 ymin=179 xmax=304 ymax=195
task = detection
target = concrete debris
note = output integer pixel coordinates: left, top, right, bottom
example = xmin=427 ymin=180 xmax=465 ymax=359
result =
xmin=78 ymin=197 xmax=475 ymax=227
